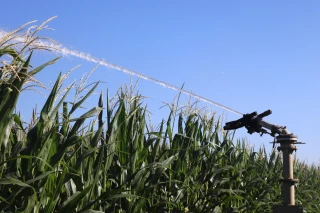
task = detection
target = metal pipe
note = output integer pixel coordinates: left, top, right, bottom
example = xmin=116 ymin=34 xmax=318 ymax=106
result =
xmin=259 ymin=120 xmax=291 ymax=135
xmin=276 ymin=135 xmax=298 ymax=206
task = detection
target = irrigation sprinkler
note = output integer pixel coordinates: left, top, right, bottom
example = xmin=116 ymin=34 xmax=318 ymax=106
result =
xmin=223 ymin=110 xmax=304 ymax=213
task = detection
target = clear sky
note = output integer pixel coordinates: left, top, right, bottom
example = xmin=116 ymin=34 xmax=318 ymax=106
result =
xmin=1 ymin=1 xmax=320 ymax=163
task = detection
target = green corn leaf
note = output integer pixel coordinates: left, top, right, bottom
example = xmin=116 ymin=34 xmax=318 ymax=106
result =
xmin=90 ymin=124 xmax=104 ymax=147
xmin=47 ymin=82 xmax=74 ymax=126
xmin=39 ymin=72 xmax=62 ymax=123
xmin=68 ymin=107 xmax=102 ymax=137
xmin=28 ymin=57 xmax=60 ymax=76
xmin=25 ymin=171 xmax=54 ymax=185
xmin=69 ymin=82 xmax=99 ymax=116
xmin=0 ymin=47 xmax=25 ymax=63
xmin=0 ymin=177 xmax=32 ymax=187
xmin=79 ymin=210 xmax=105 ymax=213
xmin=13 ymin=113 xmax=25 ymax=134
xmin=0 ymin=53 xmax=32 ymax=158
xmin=0 ymin=88 xmax=13 ymax=112
xmin=59 ymin=185 xmax=93 ymax=213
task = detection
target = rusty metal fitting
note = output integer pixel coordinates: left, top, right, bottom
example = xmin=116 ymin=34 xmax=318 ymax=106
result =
xmin=277 ymin=145 xmax=297 ymax=152
xmin=276 ymin=134 xmax=298 ymax=142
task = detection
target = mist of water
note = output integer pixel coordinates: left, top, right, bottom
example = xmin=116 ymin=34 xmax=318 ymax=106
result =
xmin=0 ymin=30 xmax=243 ymax=115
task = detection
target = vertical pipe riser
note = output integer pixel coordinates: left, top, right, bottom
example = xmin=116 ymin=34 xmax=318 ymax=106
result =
xmin=276 ymin=135 xmax=298 ymax=206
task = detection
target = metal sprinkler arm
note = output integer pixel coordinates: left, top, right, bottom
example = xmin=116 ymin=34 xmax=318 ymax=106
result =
xmin=259 ymin=120 xmax=290 ymax=135
xmin=223 ymin=109 xmax=290 ymax=136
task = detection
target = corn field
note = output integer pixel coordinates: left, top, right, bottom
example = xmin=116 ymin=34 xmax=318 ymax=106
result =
xmin=0 ymin=20 xmax=319 ymax=213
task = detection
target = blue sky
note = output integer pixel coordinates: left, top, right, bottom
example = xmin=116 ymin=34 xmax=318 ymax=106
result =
xmin=1 ymin=1 xmax=320 ymax=163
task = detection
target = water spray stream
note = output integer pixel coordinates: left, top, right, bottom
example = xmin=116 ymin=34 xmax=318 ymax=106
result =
xmin=0 ymin=30 xmax=243 ymax=115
